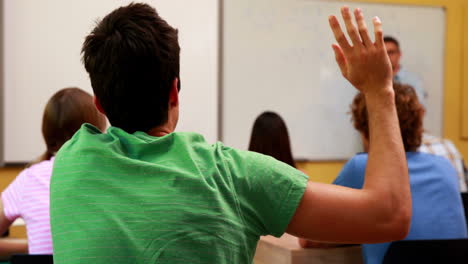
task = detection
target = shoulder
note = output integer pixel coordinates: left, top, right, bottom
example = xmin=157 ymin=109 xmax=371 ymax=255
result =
xmin=419 ymin=135 xmax=462 ymax=158
xmin=409 ymin=152 xmax=455 ymax=169
xmin=57 ymin=123 xmax=106 ymax=154
xmin=333 ymin=153 xmax=368 ymax=188
xmin=349 ymin=152 xmax=369 ymax=164
xmin=408 ymin=152 xmax=458 ymax=184
xmin=18 ymin=159 xmax=54 ymax=181
xmin=421 ymin=134 xmax=458 ymax=149
xmin=27 ymin=158 xmax=54 ymax=171
xmin=217 ymin=143 xmax=307 ymax=181
xmin=215 ymin=143 xmax=280 ymax=171
xmin=343 ymin=153 xmax=369 ymax=173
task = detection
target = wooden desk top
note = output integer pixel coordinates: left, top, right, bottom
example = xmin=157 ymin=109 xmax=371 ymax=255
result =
xmin=254 ymin=234 xmax=363 ymax=264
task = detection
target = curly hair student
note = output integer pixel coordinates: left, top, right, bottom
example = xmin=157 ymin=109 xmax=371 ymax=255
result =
xmin=330 ymin=83 xmax=467 ymax=264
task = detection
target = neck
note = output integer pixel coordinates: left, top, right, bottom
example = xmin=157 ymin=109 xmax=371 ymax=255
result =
xmin=147 ymin=124 xmax=174 ymax=137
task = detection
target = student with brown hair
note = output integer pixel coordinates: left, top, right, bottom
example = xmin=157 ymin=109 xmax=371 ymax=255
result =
xmin=304 ymin=84 xmax=467 ymax=264
xmin=0 ymin=88 xmax=106 ymax=258
xmin=50 ymin=4 xmax=411 ymax=264
xmin=248 ymin=111 xmax=296 ymax=168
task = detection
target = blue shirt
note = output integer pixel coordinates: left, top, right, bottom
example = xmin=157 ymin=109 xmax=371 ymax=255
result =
xmin=334 ymin=152 xmax=467 ymax=264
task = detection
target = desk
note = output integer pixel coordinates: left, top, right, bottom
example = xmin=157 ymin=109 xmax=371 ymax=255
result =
xmin=254 ymin=234 xmax=363 ymax=264
xmin=9 ymin=219 xmax=26 ymax=239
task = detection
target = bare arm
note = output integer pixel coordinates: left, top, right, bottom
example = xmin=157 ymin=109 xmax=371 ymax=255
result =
xmin=286 ymin=7 xmax=411 ymax=244
xmin=0 ymin=199 xmax=28 ymax=259
xmin=0 ymin=238 xmax=28 ymax=260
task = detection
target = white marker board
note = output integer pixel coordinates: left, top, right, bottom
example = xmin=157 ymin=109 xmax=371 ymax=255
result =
xmin=222 ymin=0 xmax=445 ymax=160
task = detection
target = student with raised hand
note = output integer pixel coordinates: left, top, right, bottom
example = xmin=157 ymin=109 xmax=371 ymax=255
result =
xmin=248 ymin=111 xmax=297 ymax=168
xmin=50 ymin=4 xmax=410 ymax=264
xmin=313 ymin=84 xmax=467 ymax=264
xmin=0 ymin=88 xmax=106 ymax=258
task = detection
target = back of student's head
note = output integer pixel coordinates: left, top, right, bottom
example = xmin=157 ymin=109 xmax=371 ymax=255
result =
xmin=40 ymin=87 xmax=107 ymax=162
xmin=82 ymin=3 xmax=180 ymax=134
xmin=350 ymin=83 xmax=424 ymax=152
xmin=248 ymin=111 xmax=296 ymax=168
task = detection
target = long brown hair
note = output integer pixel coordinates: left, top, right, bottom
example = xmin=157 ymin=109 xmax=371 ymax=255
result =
xmin=32 ymin=87 xmax=106 ymax=164
xmin=248 ymin=111 xmax=296 ymax=168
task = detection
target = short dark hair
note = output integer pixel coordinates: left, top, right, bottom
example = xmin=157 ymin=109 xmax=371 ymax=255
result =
xmin=248 ymin=111 xmax=296 ymax=168
xmin=82 ymin=3 xmax=180 ymax=133
xmin=350 ymin=83 xmax=424 ymax=152
xmin=384 ymin=36 xmax=400 ymax=49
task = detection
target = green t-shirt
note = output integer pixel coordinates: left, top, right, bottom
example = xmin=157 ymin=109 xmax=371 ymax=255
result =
xmin=50 ymin=124 xmax=308 ymax=264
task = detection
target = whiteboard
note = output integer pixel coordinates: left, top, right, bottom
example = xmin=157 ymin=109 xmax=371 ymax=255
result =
xmin=222 ymin=0 xmax=445 ymax=160
xmin=3 ymin=0 xmax=218 ymax=163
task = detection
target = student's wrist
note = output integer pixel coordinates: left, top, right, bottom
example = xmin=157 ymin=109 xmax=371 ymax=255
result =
xmin=363 ymin=85 xmax=395 ymax=105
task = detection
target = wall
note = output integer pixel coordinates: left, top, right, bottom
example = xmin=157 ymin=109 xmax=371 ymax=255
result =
xmin=3 ymin=0 xmax=219 ymax=163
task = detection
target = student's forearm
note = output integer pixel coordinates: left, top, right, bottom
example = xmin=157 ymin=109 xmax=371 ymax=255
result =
xmin=0 ymin=238 xmax=28 ymax=260
xmin=298 ymin=238 xmax=342 ymax=248
xmin=362 ymin=88 xmax=411 ymax=231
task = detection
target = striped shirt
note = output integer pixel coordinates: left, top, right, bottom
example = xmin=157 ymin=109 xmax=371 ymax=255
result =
xmin=2 ymin=158 xmax=54 ymax=254
xmin=418 ymin=133 xmax=467 ymax=192
xmin=50 ymin=124 xmax=308 ymax=264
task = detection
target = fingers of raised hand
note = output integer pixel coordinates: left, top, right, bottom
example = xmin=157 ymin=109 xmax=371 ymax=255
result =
xmin=328 ymin=15 xmax=351 ymax=53
xmin=341 ymin=6 xmax=362 ymax=47
xmin=372 ymin=16 xmax=384 ymax=48
xmin=354 ymin=8 xmax=373 ymax=47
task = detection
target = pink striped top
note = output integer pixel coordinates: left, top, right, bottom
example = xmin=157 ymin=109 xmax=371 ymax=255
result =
xmin=2 ymin=158 xmax=54 ymax=254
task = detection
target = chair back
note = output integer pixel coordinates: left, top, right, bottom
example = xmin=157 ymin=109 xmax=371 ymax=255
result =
xmin=383 ymin=239 xmax=468 ymax=264
xmin=10 ymin=254 xmax=53 ymax=264
xmin=462 ymin=192 xmax=468 ymax=229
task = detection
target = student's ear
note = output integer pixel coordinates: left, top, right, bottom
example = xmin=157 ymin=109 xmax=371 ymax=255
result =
xmin=94 ymin=97 xmax=106 ymax=115
xmin=169 ymin=78 xmax=179 ymax=107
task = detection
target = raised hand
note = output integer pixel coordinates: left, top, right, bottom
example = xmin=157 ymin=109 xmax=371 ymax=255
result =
xmin=329 ymin=6 xmax=393 ymax=95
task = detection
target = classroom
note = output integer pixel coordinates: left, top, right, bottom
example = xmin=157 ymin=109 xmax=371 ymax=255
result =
xmin=0 ymin=0 xmax=467 ymax=263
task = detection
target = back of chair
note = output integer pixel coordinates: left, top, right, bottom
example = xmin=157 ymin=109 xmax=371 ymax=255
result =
xmin=383 ymin=239 xmax=468 ymax=264
xmin=10 ymin=254 xmax=53 ymax=264
xmin=462 ymin=192 xmax=468 ymax=230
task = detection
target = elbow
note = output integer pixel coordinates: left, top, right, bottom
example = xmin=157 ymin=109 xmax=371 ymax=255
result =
xmin=392 ymin=208 xmax=411 ymax=240
xmin=369 ymin=193 xmax=412 ymax=242
xmin=383 ymin=204 xmax=412 ymax=241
